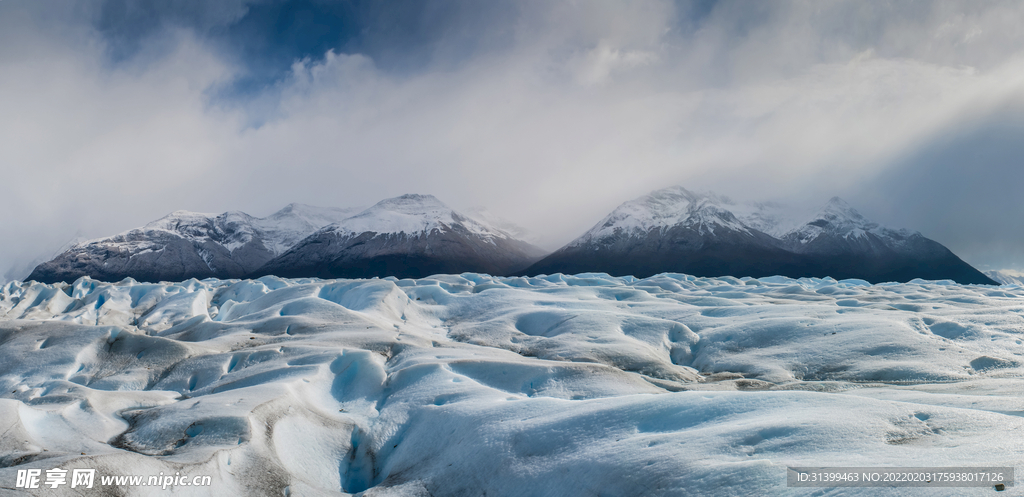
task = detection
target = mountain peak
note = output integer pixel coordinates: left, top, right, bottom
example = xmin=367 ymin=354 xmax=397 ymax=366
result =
xmin=27 ymin=203 xmax=365 ymax=283
xmin=150 ymin=209 xmax=218 ymax=223
xmin=369 ymin=193 xmax=448 ymax=214
xmin=573 ymin=186 xmax=752 ymax=244
xmin=806 ymin=197 xmax=874 ymax=232
xmin=820 ymin=196 xmax=863 ymax=219
xmin=639 ymin=186 xmax=704 ymax=212
xmin=255 ymin=194 xmax=545 ymax=279
xmin=142 ymin=210 xmax=227 ymax=235
xmin=272 ymin=203 xmax=305 ymax=215
xmin=324 ymin=194 xmax=509 ymax=239
xmin=780 ymin=196 xmax=921 ymax=253
xmin=527 ymin=186 xmax=994 ymax=284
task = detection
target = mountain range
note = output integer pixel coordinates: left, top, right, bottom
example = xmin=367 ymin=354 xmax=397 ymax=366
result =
xmin=985 ymin=269 xmax=1024 ymax=285
xmin=27 ymin=196 xmax=546 ymax=283
xmin=522 ymin=187 xmax=996 ymax=285
xmin=252 ymin=194 xmax=547 ymax=279
xmin=26 ymin=188 xmax=996 ymax=285
xmin=27 ymin=204 xmax=363 ymax=283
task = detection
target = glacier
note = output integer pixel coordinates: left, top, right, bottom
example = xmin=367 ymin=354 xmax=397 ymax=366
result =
xmin=1 ymin=274 xmax=1022 ymax=495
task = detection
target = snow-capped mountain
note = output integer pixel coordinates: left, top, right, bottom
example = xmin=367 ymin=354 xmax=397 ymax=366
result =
xmin=779 ymin=197 xmax=995 ymax=284
xmin=523 ymin=186 xmax=996 ymax=284
xmin=254 ymin=203 xmax=366 ymax=255
xmin=255 ymin=194 xmax=547 ymax=279
xmin=523 ymin=186 xmax=804 ymax=279
xmin=984 ymin=269 xmax=1024 ymax=285
xmin=24 ymin=189 xmax=996 ymax=285
xmin=781 ymin=197 xmax=915 ymax=253
xmin=566 ymin=187 xmax=750 ymax=242
xmin=27 ymin=204 xmax=362 ymax=283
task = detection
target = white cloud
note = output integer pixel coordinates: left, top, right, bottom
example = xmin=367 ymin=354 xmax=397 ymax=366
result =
xmin=4 ymin=0 xmax=1024 ymax=279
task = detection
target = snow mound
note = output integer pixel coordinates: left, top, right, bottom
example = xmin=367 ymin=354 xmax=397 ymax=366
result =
xmin=1 ymin=274 xmax=1022 ymax=495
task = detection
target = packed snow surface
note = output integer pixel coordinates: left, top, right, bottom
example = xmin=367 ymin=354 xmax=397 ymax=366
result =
xmin=1 ymin=273 xmax=1023 ymax=495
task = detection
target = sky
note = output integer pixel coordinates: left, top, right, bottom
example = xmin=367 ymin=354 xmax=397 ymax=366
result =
xmin=2 ymin=0 xmax=1024 ymax=280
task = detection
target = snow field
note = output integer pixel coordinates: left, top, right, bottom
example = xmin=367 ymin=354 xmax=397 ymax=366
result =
xmin=1 ymin=273 xmax=1023 ymax=496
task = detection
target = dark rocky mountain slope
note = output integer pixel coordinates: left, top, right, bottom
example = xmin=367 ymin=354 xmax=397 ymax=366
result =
xmin=253 ymin=194 xmax=547 ymax=279
xmin=523 ymin=187 xmax=996 ymax=285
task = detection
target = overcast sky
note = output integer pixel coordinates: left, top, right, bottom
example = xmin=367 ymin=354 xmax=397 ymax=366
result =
xmin=3 ymin=0 xmax=1024 ymax=280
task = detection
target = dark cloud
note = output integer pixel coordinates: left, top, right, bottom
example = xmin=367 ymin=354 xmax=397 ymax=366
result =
xmin=94 ymin=0 xmax=259 ymax=67
xmin=93 ymin=0 xmax=522 ymax=88
xmin=852 ymin=99 xmax=1024 ymax=270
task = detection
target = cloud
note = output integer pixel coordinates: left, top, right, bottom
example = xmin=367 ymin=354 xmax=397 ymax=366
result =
xmin=853 ymin=98 xmax=1024 ymax=270
xmin=3 ymin=0 xmax=1024 ymax=280
xmin=0 ymin=7 xmax=241 ymax=276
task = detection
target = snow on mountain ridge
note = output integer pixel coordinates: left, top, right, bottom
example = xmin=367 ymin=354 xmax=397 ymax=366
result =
xmin=322 ymin=194 xmax=514 ymax=241
xmin=155 ymin=210 xmax=259 ymax=253
xmin=267 ymin=202 xmax=363 ymax=227
xmin=985 ymin=269 xmax=1024 ymax=286
xmin=124 ymin=204 xmax=364 ymax=256
xmin=252 ymin=194 xmax=549 ymax=280
xmin=784 ymin=196 xmax=915 ymax=246
xmin=572 ymin=186 xmax=756 ymax=245
xmin=28 ymin=196 xmax=543 ymax=284
xmin=527 ymin=185 xmax=995 ymax=284
xmin=571 ymin=186 xmax=839 ymax=248
xmin=26 ymin=203 xmax=366 ymax=283
xmin=67 ymin=210 xmax=221 ymax=249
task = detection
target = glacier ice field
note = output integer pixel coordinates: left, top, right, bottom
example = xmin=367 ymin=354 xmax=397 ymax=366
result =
xmin=1 ymin=273 xmax=1023 ymax=496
